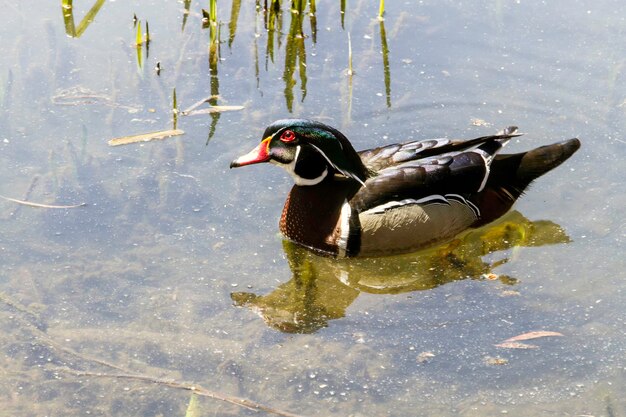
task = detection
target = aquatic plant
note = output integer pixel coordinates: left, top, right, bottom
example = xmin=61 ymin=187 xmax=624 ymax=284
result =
xmin=61 ymin=0 xmax=106 ymax=38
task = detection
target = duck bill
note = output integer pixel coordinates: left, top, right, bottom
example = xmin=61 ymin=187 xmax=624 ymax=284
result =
xmin=230 ymin=137 xmax=271 ymax=168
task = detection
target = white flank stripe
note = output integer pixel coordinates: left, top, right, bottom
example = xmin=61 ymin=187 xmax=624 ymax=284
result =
xmin=445 ymin=193 xmax=481 ymax=218
xmin=366 ymin=195 xmax=448 ymax=214
xmin=365 ymin=193 xmax=481 ymax=218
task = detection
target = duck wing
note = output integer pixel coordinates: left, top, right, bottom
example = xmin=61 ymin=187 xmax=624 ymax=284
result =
xmin=351 ymin=133 xmax=515 ymax=213
xmin=358 ymin=127 xmax=520 ymax=172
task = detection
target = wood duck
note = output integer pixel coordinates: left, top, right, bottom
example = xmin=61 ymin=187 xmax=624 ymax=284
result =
xmin=230 ymin=119 xmax=580 ymax=257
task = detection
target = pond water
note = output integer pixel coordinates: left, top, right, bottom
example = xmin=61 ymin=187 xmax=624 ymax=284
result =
xmin=1 ymin=0 xmax=625 ymax=416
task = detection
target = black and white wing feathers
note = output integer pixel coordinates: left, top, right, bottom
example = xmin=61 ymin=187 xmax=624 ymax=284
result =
xmin=358 ymin=127 xmax=520 ymax=172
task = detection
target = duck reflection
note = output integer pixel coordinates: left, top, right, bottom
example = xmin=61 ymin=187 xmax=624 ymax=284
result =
xmin=231 ymin=211 xmax=571 ymax=333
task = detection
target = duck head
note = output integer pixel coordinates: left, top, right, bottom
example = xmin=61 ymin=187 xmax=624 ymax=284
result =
xmin=230 ymin=119 xmax=369 ymax=186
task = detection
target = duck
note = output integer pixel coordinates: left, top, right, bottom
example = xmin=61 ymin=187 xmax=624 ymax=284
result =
xmin=230 ymin=119 xmax=580 ymax=258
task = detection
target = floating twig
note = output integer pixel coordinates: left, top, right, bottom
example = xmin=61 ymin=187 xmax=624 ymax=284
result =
xmin=184 ymin=105 xmax=244 ymax=116
xmin=495 ymin=330 xmax=564 ymax=349
xmin=181 ymin=95 xmax=243 ymax=116
xmin=108 ymin=129 xmax=185 ymax=146
xmin=4 ymin=175 xmax=39 ymax=218
xmin=181 ymin=95 xmax=220 ymax=114
xmin=0 ymin=194 xmax=85 ymax=209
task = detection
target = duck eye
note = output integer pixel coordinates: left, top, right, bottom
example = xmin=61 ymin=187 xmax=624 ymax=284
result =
xmin=279 ymin=130 xmax=296 ymax=143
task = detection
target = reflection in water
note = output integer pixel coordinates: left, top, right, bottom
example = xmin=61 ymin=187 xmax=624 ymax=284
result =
xmin=282 ymin=1 xmax=307 ymax=112
xmin=231 ymin=211 xmax=571 ymax=333
xmin=228 ymin=0 xmax=242 ymax=47
xmin=263 ymin=0 xmax=282 ymax=67
xmin=60 ymin=0 xmax=392 ymax=136
xmin=134 ymin=20 xmax=151 ymax=72
xmin=61 ymin=0 xmax=106 ymax=38
xmin=203 ymin=0 xmax=221 ymax=142
xmin=309 ymin=0 xmax=317 ymax=43
xmin=182 ymin=0 xmax=192 ymax=31
xmin=379 ymin=19 xmax=391 ymax=108
xmin=255 ymin=0 xmax=388 ymax=113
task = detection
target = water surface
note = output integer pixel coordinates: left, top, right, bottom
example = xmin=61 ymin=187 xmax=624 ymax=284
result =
xmin=0 ymin=1 xmax=624 ymax=416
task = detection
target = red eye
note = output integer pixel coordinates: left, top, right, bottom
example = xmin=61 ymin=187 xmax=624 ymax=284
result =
xmin=280 ymin=130 xmax=296 ymax=143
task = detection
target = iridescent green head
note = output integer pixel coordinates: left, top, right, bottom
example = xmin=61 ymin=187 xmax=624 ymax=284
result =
xmin=230 ymin=119 xmax=369 ymax=186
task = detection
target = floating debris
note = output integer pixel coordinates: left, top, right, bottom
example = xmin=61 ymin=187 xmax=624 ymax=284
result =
xmin=0 ymin=194 xmax=86 ymax=209
xmin=108 ymin=129 xmax=184 ymax=146
xmin=416 ymin=351 xmax=435 ymax=364
xmin=496 ymin=341 xmax=538 ymax=349
xmin=484 ymin=356 xmax=508 ymax=366
xmin=181 ymin=95 xmax=244 ymax=116
xmin=471 ymin=118 xmax=491 ymax=127
xmin=482 ymin=272 xmax=499 ymax=280
xmin=201 ymin=8 xmax=210 ymax=27
xmin=495 ymin=330 xmax=564 ymax=349
xmin=184 ymin=105 xmax=244 ymax=116
xmin=503 ymin=330 xmax=564 ymax=342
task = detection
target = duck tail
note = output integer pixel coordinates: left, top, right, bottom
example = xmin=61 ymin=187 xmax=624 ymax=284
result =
xmin=514 ymin=138 xmax=581 ymax=185
xmin=490 ymin=138 xmax=581 ymax=198
xmin=472 ymin=138 xmax=580 ymax=226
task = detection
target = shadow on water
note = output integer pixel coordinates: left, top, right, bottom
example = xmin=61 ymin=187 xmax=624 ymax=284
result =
xmin=231 ymin=210 xmax=571 ymax=333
